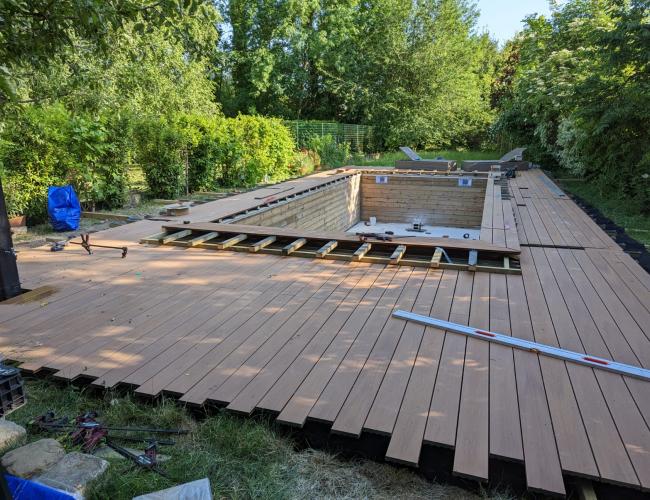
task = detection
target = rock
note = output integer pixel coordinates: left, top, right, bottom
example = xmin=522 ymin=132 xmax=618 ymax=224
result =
xmin=1 ymin=438 xmax=64 ymax=478
xmin=133 ymin=478 xmax=212 ymax=500
xmin=34 ymin=452 xmax=108 ymax=497
xmin=0 ymin=420 xmax=26 ymax=449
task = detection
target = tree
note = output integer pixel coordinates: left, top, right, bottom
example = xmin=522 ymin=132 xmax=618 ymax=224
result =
xmin=493 ymin=0 xmax=649 ymax=210
xmin=0 ymin=0 xmax=217 ymax=300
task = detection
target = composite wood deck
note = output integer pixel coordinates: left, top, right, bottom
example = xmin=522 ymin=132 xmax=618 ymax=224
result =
xmin=1 ymin=169 xmax=648 ymax=496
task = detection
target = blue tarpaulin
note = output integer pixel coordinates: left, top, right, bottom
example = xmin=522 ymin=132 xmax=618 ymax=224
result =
xmin=6 ymin=474 xmax=75 ymax=499
xmin=47 ymin=185 xmax=81 ymax=231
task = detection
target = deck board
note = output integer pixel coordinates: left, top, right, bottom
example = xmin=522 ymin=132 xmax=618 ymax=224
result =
xmin=2 ymin=168 xmax=649 ymax=496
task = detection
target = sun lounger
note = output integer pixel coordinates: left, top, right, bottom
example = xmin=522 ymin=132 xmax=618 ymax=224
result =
xmin=461 ymin=148 xmax=529 ymax=171
xmin=395 ymin=147 xmax=457 ymax=170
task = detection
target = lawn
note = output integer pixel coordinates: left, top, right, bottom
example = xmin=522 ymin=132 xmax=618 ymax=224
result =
xmin=353 ymin=149 xmax=502 ymax=167
xmin=3 ymin=378 xmax=511 ymax=500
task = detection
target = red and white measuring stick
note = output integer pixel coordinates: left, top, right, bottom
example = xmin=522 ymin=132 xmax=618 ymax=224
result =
xmin=392 ymin=310 xmax=650 ymax=381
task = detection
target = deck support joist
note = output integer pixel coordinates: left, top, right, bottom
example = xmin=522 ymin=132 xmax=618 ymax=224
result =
xmin=141 ymin=225 xmax=521 ymax=274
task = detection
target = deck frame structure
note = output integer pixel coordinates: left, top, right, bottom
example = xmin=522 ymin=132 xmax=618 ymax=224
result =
xmin=1 ymin=168 xmax=649 ymax=497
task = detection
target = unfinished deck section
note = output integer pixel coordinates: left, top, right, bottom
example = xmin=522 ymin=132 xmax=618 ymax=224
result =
xmin=1 ymin=168 xmax=649 ymax=497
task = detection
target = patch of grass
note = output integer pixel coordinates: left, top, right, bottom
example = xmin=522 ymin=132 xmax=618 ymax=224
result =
xmin=3 ymin=379 xmax=514 ymax=499
xmin=555 ymin=176 xmax=650 ymax=246
xmin=352 ymin=149 xmax=502 ymax=167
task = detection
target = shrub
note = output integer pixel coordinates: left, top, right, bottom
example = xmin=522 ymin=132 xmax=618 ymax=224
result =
xmin=220 ymin=115 xmax=296 ymax=187
xmin=133 ymin=116 xmax=187 ymax=199
xmin=0 ymin=105 xmax=130 ymax=220
xmin=306 ymin=134 xmax=349 ymax=168
xmin=290 ymin=149 xmax=321 ymax=177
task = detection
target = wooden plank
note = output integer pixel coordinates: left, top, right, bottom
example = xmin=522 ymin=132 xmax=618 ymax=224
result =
xmin=424 ymin=270 xmax=473 ymax=446
xmin=330 ymin=268 xmax=427 ymax=437
xmin=206 ymin=265 xmax=367 ymax=406
xmin=174 ymin=262 xmax=347 ymax=403
xmin=186 ymin=231 xmax=219 ymax=247
xmin=160 ymin=229 xmax=192 ymax=244
xmin=316 ymin=240 xmax=338 ymax=258
xmin=275 ymin=267 xmax=401 ymax=427
xmin=308 ymin=267 xmax=414 ymax=424
xmin=249 ymin=235 xmax=276 ymax=253
xmin=247 ymin=265 xmax=386 ymax=415
xmin=282 ymin=238 xmax=307 ymax=255
xmin=163 ymin=222 xmax=520 ymax=254
xmin=384 ymin=270 xmax=458 ymax=465
xmin=218 ymin=234 xmax=248 ymax=249
xmin=529 ymin=247 xmax=639 ymax=486
xmin=452 ymin=271 xmax=489 ymax=481
xmin=430 ymin=248 xmax=443 ymax=268
xmin=363 ymin=268 xmax=442 ymax=434
xmin=352 ymin=242 xmax=372 ymax=261
xmin=488 ymin=274 xmax=523 ymax=461
xmin=389 ymin=245 xmax=406 ymax=265
xmin=519 ymin=248 xmax=599 ymax=477
xmin=507 ymin=274 xmax=566 ymax=495
xmin=221 ymin=265 xmax=376 ymax=413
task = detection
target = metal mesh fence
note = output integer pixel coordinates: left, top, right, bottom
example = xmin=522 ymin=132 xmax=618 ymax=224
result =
xmin=284 ymin=120 xmax=375 ymax=152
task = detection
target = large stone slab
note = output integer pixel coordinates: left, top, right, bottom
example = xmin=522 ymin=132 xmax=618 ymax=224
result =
xmin=1 ymin=438 xmax=64 ymax=478
xmin=35 ymin=452 xmax=108 ymax=498
xmin=0 ymin=420 xmax=26 ymax=449
xmin=133 ymin=478 xmax=212 ymax=500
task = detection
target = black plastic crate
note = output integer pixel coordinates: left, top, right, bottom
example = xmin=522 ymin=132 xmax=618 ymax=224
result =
xmin=0 ymin=364 xmax=25 ymax=417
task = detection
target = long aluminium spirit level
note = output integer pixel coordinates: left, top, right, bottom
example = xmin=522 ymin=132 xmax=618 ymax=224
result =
xmin=392 ymin=310 xmax=650 ymax=381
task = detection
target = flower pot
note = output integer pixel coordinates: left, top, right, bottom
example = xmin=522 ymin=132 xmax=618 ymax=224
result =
xmin=9 ymin=215 xmax=26 ymax=228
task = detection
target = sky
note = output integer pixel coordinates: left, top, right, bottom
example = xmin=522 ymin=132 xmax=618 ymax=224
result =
xmin=476 ymin=0 xmax=553 ymax=44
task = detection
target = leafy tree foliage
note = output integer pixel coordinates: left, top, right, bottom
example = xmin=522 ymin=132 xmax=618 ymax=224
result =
xmin=0 ymin=0 xmax=217 ymax=103
xmin=220 ymin=0 xmax=499 ymax=149
xmin=493 ymin=0 xmax=649 ymax=211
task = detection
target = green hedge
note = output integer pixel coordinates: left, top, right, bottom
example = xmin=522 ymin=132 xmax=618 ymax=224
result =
xmin=0 ymin=104 xmax=128 ymax=221
xmin=134 ymin=114 xmax=297 ymax=198
xmin=0 ymin=106 xmax=298 ymax=220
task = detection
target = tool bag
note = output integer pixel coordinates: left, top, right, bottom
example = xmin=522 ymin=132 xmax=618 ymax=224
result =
xmin=47 ymin=185 xmax=81 ymax=231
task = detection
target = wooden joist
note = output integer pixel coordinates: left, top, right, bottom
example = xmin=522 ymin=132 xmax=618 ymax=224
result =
xmin=160 ymin=230 xmax=192 ymax=244
xmin=468 ymin=250 xmax=478 ymax=271
xmin=186 ymin=231 xmax=219 ymax=247
xmin=144 ymin=224 xmax=521 ymax=274
xmin=316 ymin=240 xmax=338 ymax=258
xmin=389 ymin=245 xmax=406 ymax=265
xmin=283 ymin=238 xmax=307 ymax=255
xmin=431 ymin=248 xmax=443 ymax=268
xmin=353 ymin=243 xmax=372 ymax=261
xmin=249 ymin=235 xmax=276 ymax=253
xmin=218 ymin=234 xmax=247 ymax=249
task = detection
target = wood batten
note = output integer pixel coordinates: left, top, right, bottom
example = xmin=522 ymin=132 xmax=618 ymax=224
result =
xmin=431 ymin=248 xmax=443 ymax=268
xmin=283 ymin=238 xmax=307 ymax=255
xmin=249 ymin=235 xmax=277 ymax=253
xmin=353 ymin=243 xmax=372 ymax=261
xmin=186 ymin=231 xmax=219 ymax=247
xmin=142 ymin=223 xmax=521 ymax=274
xmin=316 ymin=240 xmax=338 ymax=258
xmin=218 ymin=234 xmax=247 ymax=249
xmin=160 ymin=229 xmax=192 ymax=244
xmin=389 ymin=245 xmax=406 ymax=265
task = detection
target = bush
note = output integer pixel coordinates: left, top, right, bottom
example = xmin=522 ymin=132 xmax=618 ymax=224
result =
xmin=0 ymin=104 xmax=129 ymax=221
xmin=220 ymin=115 xmax=296 ymax=187
xmin=306 ymin=134 xmax=349 ymax=168
xmin=133 ymin=116 xmax=187 ymax=199
xmin=290 ymin=149 xmax=321 ymax=177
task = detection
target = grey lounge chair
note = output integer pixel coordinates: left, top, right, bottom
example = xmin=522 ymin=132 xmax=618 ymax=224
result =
xmin=461 ymin=148 xmax=529 ymax=172
xmin=395 ymin=147 xmax=456 ymax=170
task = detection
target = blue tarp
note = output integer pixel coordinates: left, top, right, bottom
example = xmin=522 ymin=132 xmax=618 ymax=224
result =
xmin=6 ymin=474 xmax=75 ymax=499
xmin=47 ymin=185 xmax=81 ymax=231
